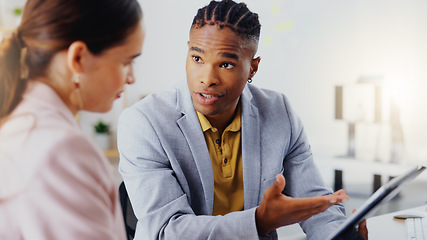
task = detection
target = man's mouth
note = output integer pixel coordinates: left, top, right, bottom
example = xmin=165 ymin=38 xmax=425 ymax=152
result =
xmin=196 ymin=92 xmax=220 ymax=104
xmin=200 ymin=93 xmax=215 ymax=98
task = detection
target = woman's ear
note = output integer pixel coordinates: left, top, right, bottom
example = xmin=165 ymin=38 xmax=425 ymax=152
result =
xmin=66 ymin=41 xmax=88 ymax=74
xmin=250 ymin=56 xmax=261 ymax=78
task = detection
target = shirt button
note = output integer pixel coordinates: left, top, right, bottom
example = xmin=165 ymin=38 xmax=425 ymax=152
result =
xmin=215 ymin=139 xmax=220 ymax=144
xmin=224 ymin=159 xmax=228 ymax=164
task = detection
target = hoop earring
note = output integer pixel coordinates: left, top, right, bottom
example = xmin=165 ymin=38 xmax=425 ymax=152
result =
xmin=247 ymin=78 xmax=253 ymax=83
xmin=72 ymin=74 xmax=83 ymax=110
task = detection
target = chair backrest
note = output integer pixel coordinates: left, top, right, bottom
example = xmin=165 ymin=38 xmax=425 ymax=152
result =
xmin=119 ymin=182 xmax=137 ymax=240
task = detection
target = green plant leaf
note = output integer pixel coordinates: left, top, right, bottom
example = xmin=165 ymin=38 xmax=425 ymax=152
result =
xmin=94 ymin=121 xmax=110 ymax=134
xmin=13 ymin=8 xmax=22 ymax=16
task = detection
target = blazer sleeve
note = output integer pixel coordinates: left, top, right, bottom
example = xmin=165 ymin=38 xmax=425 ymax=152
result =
xmin=20 ymin=133 xmax=126 ymax=240
xmin=118 ymin=107 xmax=265 ymax=240
xmin=280 ymin=95 xmax=347 ymax=240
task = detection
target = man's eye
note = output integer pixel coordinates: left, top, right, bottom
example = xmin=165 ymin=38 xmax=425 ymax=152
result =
xmin=192 ymin=56 xmax=202 ymax=63
xmin=220 ymin=62 xmax=234 ymax=69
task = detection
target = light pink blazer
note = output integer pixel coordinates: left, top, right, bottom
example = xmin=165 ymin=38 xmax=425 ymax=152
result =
xmin=0 ymin=81 xmax=126 ymax=240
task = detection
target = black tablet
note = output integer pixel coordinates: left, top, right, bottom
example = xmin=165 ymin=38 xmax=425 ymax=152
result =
xmin=328 ymin=165 xmax=426 ymax=240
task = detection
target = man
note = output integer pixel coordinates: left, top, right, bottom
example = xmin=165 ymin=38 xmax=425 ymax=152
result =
xmin=118 ymin=1 xmax=366 ymax=239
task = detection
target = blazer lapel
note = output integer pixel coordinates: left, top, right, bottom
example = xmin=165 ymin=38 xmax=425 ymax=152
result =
xmin=241 ymin=86 xmax=262 ymax=209
xmin=176 ymin=83 xmax=215 ymax=214
xmin=174 ymin=83 xmax=262 ymax=212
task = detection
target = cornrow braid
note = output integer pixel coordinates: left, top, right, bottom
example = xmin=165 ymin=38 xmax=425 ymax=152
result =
xmin=192 ymin=0 xmax=261 ymax=42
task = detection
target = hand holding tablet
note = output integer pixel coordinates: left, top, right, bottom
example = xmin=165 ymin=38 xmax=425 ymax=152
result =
xmin=328 ymin=165 xmax=426 ymax=240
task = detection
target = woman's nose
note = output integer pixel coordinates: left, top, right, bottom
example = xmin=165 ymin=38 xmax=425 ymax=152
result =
xmin=126 ymin=65 xmax=136 ymax=84
xmin=126 ymin=75 xmax=135 ymax=84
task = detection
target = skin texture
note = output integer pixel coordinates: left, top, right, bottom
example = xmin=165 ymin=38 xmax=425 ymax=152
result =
xmin=186 ymin=24 xmax=368 ymax=238
xmin=38 ymin=20 xmax=145 ymax=115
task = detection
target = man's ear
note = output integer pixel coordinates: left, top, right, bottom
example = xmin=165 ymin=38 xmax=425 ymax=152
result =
xmin=66 ymin=41 xmax=88 ymax=74
xmin=250 ymin=56 xmax=261 ymax=78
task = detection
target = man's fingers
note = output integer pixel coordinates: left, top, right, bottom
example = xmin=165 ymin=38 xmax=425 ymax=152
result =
xmin=281 ymin=201 xmax=332 ymax=223
xmin=353 ymin=209 xmax=368 ymax=240
xmin=286 ymin=193 xmax=348 ymax=211
xmin=330 ymin=189 xmax=349 ymax=203
xmin=333 ymin=189 xmax=348 ymax=196
xmin=358 ymin=220 xmax=368 ymax=240
xmin=270 ymin=174 xmax=286 ymax=196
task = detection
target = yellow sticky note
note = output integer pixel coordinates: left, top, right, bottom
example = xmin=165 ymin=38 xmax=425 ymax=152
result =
xmin=277 ymin=22 xmax=293 ymax=31
xmin=272 ymin=5 xmax=280 ymax=14
xmin=264 ymin=36 xmax=272 ymax=46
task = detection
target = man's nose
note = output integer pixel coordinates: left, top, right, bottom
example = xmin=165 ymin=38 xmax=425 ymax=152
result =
xmin=200 ymin=65 xmax=219 ymax=87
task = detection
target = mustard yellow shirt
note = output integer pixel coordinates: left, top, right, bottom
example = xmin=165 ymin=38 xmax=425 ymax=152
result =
xmin=196 ymin=106 xmax=244 ymax=216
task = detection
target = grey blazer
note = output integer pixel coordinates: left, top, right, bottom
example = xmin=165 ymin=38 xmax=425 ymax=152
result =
xmin=118 ymin=81 xmax=346 ymax=240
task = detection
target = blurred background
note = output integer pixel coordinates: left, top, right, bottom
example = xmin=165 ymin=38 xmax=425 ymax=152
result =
xmin=2 ymin=0 xmax=427 ymax=222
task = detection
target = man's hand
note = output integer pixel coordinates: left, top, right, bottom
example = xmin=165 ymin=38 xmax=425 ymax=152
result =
xmin=353 ymin=209 xmax=368 ymax=239
xmin=255 ymin=174 xmax=349 ymax=235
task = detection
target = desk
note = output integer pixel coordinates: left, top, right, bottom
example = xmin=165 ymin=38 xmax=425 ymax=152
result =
xmin=367 ymin=205 xmax=427 ymax=239
xmin=277 ymin=223 xmax=305 ymax=240
xmin=276 ymin=205 xmax=427 ymax=239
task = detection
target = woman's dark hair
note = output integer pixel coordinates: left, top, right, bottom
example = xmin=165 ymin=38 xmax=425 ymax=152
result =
xmin=192 ymin=0 xmax=261 ymax=42
xmin=0 ymin=0 xmax=142 ymax=119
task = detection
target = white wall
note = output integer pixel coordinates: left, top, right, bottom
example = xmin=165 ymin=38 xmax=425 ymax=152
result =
xmin=81 ymin=0 xmax=427 ymax=164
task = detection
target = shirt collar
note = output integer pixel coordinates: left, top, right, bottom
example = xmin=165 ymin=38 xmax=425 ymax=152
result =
xmin=196 ymin=103 xmax=241 ymax=133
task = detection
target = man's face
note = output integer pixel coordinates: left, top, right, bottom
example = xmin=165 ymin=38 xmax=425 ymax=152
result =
xmin=186 ymin=24 xmax=259 ymax=124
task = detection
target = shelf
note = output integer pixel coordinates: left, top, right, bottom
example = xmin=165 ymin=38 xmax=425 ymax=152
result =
xmin=0 ymin=27 xmax=13 ymax=32
xmin=0 ymin=28 xmax=12 ymax=41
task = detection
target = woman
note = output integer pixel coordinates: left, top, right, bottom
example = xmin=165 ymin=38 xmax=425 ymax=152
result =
xmin=0 ymin=0 xmax=144 ymax=239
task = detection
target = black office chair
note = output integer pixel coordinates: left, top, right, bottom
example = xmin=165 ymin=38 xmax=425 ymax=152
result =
xmin=119 ymin=181 xmax=137 ymax=240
